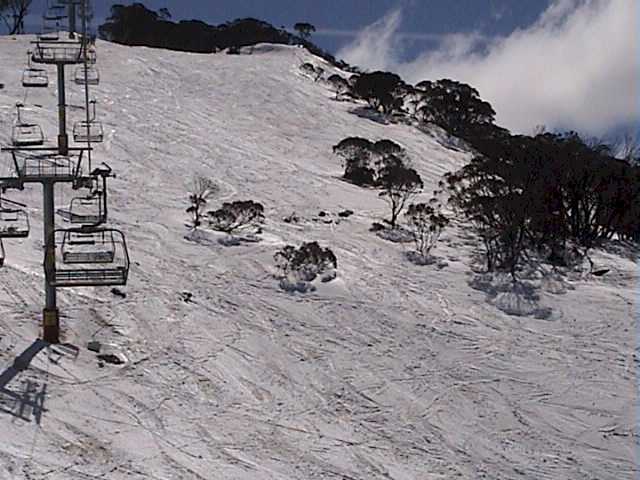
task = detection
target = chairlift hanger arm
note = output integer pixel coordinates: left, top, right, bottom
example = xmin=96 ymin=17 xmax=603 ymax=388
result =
xmin=91 ymin=162 xmax=113 ymax=177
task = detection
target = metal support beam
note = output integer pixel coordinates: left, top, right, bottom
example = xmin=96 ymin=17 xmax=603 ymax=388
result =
xmin=57 ymin=65 xmax=68 ymax=156
xmin=68 ymin=4 xmax=76 ymax=39
xmin=43 ymin=181 xmax=59 ymax=343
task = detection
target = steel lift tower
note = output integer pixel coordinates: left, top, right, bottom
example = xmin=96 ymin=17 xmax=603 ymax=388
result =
xmin=1 ymin=0 xmax=129 ymax=343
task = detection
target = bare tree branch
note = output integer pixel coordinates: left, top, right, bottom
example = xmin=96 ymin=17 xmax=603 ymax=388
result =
xmin=0 ymin=0 xmax=33 ymax=35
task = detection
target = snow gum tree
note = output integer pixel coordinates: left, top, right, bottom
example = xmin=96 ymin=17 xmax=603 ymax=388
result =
xmin=378 ymin=162 xmax=423 ymax=229
xmin=0 ymin=0 xmax=32 ymax=34
xmin=327 ymin=74 xmax=350 ymax=100
xmin=405 ymin=202 xmax=449 ymax=258
xmin=186 ymin=176 xmax=219 ymax=228
xmin=208 ymin=200 xmax=265 ymax=234
xmin=353 ymin=71 xmax=406 ymax=115
xmin=294 ymin=22 xmax=315 ymax=41
xmin=274 ymin=242 xmax=337 ymax=281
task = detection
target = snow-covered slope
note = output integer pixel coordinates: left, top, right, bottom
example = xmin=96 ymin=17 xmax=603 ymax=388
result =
xmin=0 ymin=36 xmax=637 ymax=479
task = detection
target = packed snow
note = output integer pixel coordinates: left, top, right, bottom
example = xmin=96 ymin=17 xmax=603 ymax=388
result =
xmin=0 ymin=36 xmax=637 ymax=479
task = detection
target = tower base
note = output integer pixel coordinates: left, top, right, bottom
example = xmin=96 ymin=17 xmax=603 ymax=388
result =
xmin=43 ymin=308 xmax=60 ymax=344
xmin=57 ymin=134 xmax=69 ymax=156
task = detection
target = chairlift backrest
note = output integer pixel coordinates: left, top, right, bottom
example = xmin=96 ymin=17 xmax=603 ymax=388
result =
xmin=73 ymin=101 xmax=104 ymax=143
xmin=1 ymin=209 xmax=20 ymax=222
xmin=74 ymin=65 xmax=99 ymax=85
xmin=22 ymin=53 xmax=49 ymax=87
xmin=79 ymin=196 xmax=98 ymax=206
xmin=12 ymin=103 xmax=46 ymax=146
xmin=73 ymin=120 xmax=104 ymax=143
xmin=60 ymin=228 xmax=118 ymax=265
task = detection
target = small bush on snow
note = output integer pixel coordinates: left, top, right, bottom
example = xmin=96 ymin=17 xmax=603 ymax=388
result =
xmin=207 ymin=200 xmax=265 ymax=234
xmin=274 ymin=241 xmax=337 ymax=282
xmin=405 ymin=202 xmax=449 ymax=260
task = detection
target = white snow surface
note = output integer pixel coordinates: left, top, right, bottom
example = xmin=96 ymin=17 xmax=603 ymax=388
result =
xmin=0 ymin=36 xmax=637 ymax=479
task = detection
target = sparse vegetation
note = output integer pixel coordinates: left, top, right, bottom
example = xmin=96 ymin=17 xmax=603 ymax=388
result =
xmin=333 ymin=136 xmax=422 ymax=228
xmin=414 ymin=79 xmax=496 ymax=135
xmin=208 ymin=200 xmax=265 ymax=234
xmin=327 ymin=74 xmax=349 ymax=99
xmin=333 ymin=137 xmax=409 ymax=188
xmin=446 ymin=131 xmax=640 ymax=276
xmin=378 ymin=163 xmax=423 ymax=229
xmin=186 ymin=176 xmax=219 ymax=228
xmin=405 ymin=202 xmax=449 ymax=259
xmin=98 ymin=5 xmax=341 ymax=67
xmin=293 ymin=22 xmax=316 ymax=41
xmin=313 ymin=66 xmax=325 ymax=82
xmin=333 ymin=137 xmax=376 ymax=186
xmin=0 ymin=0 xmax=32 ymax=35
xmin=300 ymin=62 xmax=316 ymax=77
xmin=352 ymin=71 xmax=406 ymax=115
xmin=274 ymin=241 xmax=337 ymax=282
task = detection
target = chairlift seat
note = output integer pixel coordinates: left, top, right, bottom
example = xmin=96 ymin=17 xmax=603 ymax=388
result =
xmin=12 ymin=123 xmax=45 ymax=147
xmin=49 ymin=267 xmax=128 ymax=287
xmin=57 ymin=190 xmax=105 ymax=225
xmin=0 ymin=209 xmax=30 ymax=238
xmin=73 ymin=120 xmax=103 ymax=143
xmin=22 ymin=68 xmax=49 ymax=87
xmin=56 ymin=209 xmax=103 ymax=225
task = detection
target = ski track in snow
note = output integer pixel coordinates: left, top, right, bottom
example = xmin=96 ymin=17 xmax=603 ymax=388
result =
xmin=0 ymin=37 xmax=637 ymax=479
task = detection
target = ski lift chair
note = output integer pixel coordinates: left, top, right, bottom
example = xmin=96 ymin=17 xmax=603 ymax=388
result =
xmin=12 ymin=103 xmax=45 ymax=147
xmin=84 ymin=46 xmax=97 ymax=65
xmin=57 ymin=190 xmax=105 ymax=225
xmin=73 ymin=100 xmax=103 ymax=143
xmin=38 ymin=15 xmax=62 ymax=42
xmin=32 ymin=40 xmax=83 ymax=64
xmin=61 ymin=228 xmax=115 ymax=264
xmin=74 ymin=64 xmax=99 ymax=85
xmin=22 ymin=52 xmax=49 ymax=87
xmin=47 ymin=2 xmax=67 ymax=18
xmin=0 ymin=208 xmax=30 ymax=239
xmin=48 ymin=226 xmax=130 ymax=287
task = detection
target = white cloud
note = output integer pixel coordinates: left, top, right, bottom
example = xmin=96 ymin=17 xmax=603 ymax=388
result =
xmin=336 ymin=9 xmax=404 ymax=72
xmin=337 ymin=0 xmax=639 ymax=136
